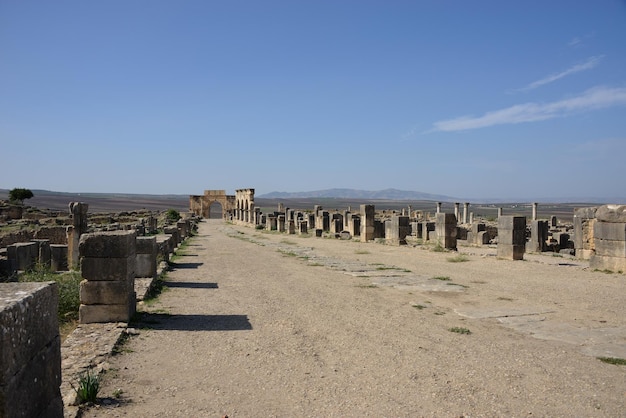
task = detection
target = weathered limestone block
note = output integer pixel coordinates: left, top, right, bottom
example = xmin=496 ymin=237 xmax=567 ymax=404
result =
xmin=277 ymin=215 xmax=286 ymax=232
xmin=81 ymin=257 xmax=135 ymax=281
xmin=50 ymin=244 xmax=68 ymax=271
xmin=360 ymin=205 xmax=375 ymax=242
xmin=287 ymin=220 xmax=296 ymax=235
xmin=135 ymin=236 xmax=157 ymax=278
xmin=0 ymin=282 xmax=62 ymax=418
xmin=80 ymin=280 xmax=132 ymax=305
xmin=573 ymin=206 xmax=597 ymax=259
xmin=526 ymin=220 xmax=548 ymax=253
xmin=155 ymin=235 xmax=171 ymax=262
xmin=497 ymin=216 xmax=526 ymax=260
xmin=79 ymin=231 xmax=137 ymax=258
xmin=386 ymin=215 xmax=409 ymax=245
xmin=32 ymin=239 xmax=51 ymax=267
xmin=298 ymin=221 xmax=308 ymax=235
xmin=176 ymin=220 xmax=188 ymax=239
xmin=589 ymin=254 xmax=626 ymax=272
xmin=163 ymin=226 xmax=181 ymax=246
xmin=435 ymin=213 xmax=457 ymax=250
xmin=594 ymin=239 xmax=626 ymax=258
xmin=8 ymin=242 xmax=39 ymax=271
xmin=79 ymin=231 xmax=136 ymax=324
xmin=79 ymin=303 xmax=135 ymax=323
xmin=594 ymin=222 xmax=626 ymax=241
xmin=596 ymin=204 xmax=626 ymax=223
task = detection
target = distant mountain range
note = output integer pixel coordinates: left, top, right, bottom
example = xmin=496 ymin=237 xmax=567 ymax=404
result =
xmin=258 ymin=188 xmax=457 ymax=201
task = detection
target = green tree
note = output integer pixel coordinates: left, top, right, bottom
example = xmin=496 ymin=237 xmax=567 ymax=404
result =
xmin=9 ymin=188 xmax=34 ymax=205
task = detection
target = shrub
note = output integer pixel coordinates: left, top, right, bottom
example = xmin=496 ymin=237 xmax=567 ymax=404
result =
xmin=165 ymin=209 xmax=181 ymax=223
xmin=19 ymin=266 xmax=81 ymax=322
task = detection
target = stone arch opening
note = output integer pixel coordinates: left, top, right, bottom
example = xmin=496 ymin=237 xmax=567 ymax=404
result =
xmin=209 ymin=202 xmax=223 ymax=219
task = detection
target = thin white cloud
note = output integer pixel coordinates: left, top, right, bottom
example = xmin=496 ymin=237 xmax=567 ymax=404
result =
xmin=519 ymin=56 xmax=603 ymax=92
xmin=431 ymin=86 xmax=626 ymax=132
xmin=568 ymin=37 xmax=582 ymax=48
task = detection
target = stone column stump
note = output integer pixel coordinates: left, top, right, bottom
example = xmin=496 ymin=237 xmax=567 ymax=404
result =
xmin=79 ymin=231 xmax=137 ymax=323
xmin=497 ymin=216 xmax=526 ymax=260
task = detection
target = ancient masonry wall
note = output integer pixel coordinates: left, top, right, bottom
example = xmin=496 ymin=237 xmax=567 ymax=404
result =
xmin=589 ymin=205 xmax=626 ymax=272
xmin=0 ymin=282 xmax=63 ymax=418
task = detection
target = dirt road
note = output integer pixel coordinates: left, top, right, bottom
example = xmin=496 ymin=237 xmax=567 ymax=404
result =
xmin=85 ymin=219 xmax=626 ymax=417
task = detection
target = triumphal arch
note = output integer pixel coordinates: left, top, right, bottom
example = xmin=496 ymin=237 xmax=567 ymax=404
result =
xmin=189 ymin=189 xmax=256 ymax=224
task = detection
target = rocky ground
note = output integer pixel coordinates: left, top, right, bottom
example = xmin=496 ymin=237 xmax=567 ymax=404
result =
xmin=83 ymin=219 xmax=625 ymax=417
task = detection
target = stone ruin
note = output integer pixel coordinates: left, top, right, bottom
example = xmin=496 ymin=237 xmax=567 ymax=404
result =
xmin=2 ymin=189 xmax=625 ymax=416
xmin=0 ymin=200 xmax=199 ymax=416
xmin=192 ymin=190 xmax=624 ymax=269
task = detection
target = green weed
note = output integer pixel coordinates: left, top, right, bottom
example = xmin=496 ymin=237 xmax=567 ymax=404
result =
xmin=448 ymin=327 xmax=471 ymax=334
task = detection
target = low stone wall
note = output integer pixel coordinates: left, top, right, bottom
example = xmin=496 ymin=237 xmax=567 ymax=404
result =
xmin=0 ymin=282 xmax=63 ymax=417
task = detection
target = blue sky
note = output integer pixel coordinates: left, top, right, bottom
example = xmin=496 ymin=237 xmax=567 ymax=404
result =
xmin=1 ymin=1 xmax=625 ymax=201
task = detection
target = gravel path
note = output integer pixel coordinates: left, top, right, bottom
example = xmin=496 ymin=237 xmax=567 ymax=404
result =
xmin=85 ymin=219 xmax=626 ymax=417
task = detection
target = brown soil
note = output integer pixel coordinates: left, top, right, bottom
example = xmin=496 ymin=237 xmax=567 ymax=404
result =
xmin=83 ymin=219 xmax=625 ymax=417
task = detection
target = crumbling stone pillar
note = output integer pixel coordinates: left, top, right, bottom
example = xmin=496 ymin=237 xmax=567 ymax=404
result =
xmin=79 ymin=231 xmax=137 ymax=323
xmin=497 ymin=216 xmax=526 ymax=260
xmin=67 ymin=202 xmax=89 ymax=269
xmin=462 ymin=203 xmax=469 ymax=224
xmin=386 ymin=215 xmax=409 ymax=245
xmin=532 ymin=202 xmax=538 ymax=221
xmin=0 ymin=282 xmax=63 ymax=417
xmin=590 ymin=205 xmax=626 ymax=272
xmin=573 ymin=206 xmax=597 ymax=259
xmin=436 ymin=202 xmax=442 ymax=213
xmin=454 ymin=203 xmax=460 ymax=224
xmin=298 ymin=221 xmax=308 ymax=235
xmin=330 ymin=214 xmax=343 ymax=234
xmin=287 ymin=220 xmax=296 ymax=235
xmin=32 ymin=239 xmax=51 ymax=268
xmin=360 ymin=205 xmax=375 ymax=242
xmin=267 ymin=215 xmax=277 ymax=231
xmin=526 ymin=220 xmax=548 ymax=253
xmin=277 ymin=215 xmax=286 ymax=232
xmin=435 ymin=213 xmax=457 ymax=250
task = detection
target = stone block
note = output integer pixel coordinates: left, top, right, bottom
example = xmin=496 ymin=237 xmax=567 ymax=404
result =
xmin=498 ymin=215 xmax=526 ymax=230
xmin=79 ymin=231 xmax=137 ymax=258
xmin=593 ymin=221 xmax=626 ymax=241
xmin=50 ymin=244 xmax=68 ymax=271
xmin=136 ymin=253 xmax=157 ymax=278
xmin=9 ymin=242 xmax=38 ymax=271
xmin=136 ymin=236 xmax=157 ymax=254
xmin=589 ymin=254 xmax=626 ymax=272
xmin=79 ymin=303 xmax=132 ymax=323
xmin=0 ymin=282 xmax=59 ymax=382
xmin=497 ymin=244 xmax=525 ymax=260
xmin=596 ymin=205 xmax=626 ymax=223
xmin=0 ymin=282 xmax=62 ymax=418
xmin=574 ymin=206 xmax=598 ymax=220
xmin=32 ymin=239 xmax=51 ymax=267
xmin=594 ymin=239 xmax=626 ymax=258
xmin=2 ymin=335 xmax=62 ymax=418
xmin=498 ymin=229 xmax=527 ymax=246
xmin=81 ymin=257 xmax=135 ymax=281
xmin=80 ymin=280 xmax=132 ymax=305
